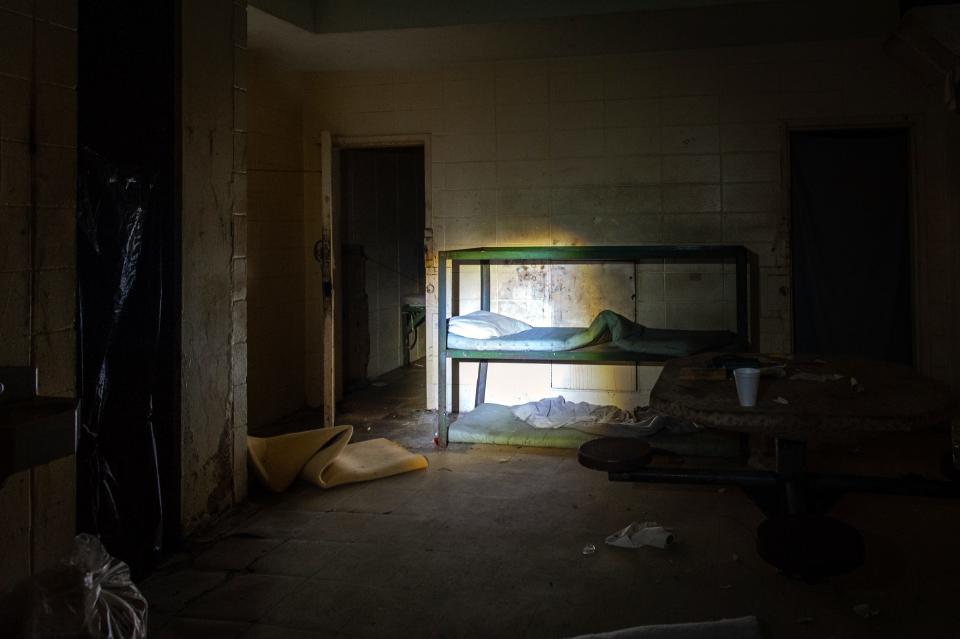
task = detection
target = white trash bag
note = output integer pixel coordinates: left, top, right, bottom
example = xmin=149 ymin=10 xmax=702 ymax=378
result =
xmin=1 ymin=534 xmax=148 ymax=638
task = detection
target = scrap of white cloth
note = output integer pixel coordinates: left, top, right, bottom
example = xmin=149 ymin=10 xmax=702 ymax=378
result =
xmin=509 ymin=395 xmax=650 ymax=430
xmin=605 ymin=521 xmax=675 ymax=549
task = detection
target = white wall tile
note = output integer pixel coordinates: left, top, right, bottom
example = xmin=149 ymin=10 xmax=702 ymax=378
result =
xmin=661 ymin=125 xmax=720 ymax=155
xmin=662 ymin=184 xmax=722 ymax=213
xmin=604 ymin=156 xmax=662 ymax=185
xmin=606 ymin=185 xmax=662 ymax=213
xmin=662 ymin=155 xmax=721 ymax=183
xmin=445 ymin=162 xmax=497 ymax=190
xmin=603 ymin=68 xmax=663 ymax=99
xmin=496 ymin=103 xmax=551 ymax=132
xmin=550 ymin=129 xmax=605 ymax=158
xmin=441 ymin=105 xmax=496 ymax=133
xmin=720 ymin=124 xmax=781 ymax=153
xmin=495 ymin=73 xmax=549 ymax=105
xmin=660 ymin=96 xmax=720 ymax=126
xmin=497 ymin=131 xmax=551 ymax=160
xmin=604 ymin=127 xmax=661 ymax=156
xmin=498 ymin=188 xmax=553 ymax=217
xmin=661 ymin=213 xmax=723 ymax=242
xmin=443 ymin=77 xmax=495 ymax=107
xmin=550 ymin=73 xmax=604 ymax=102
xmin=723 ymin=182 xmax=781 ymax=212
xmin=550 ymin=101 xmax=605 ymax=130
xmin=604 ymin=98 xmax=661 ymax=128
xmin=339 ymin=84 xmax=394 ymax=113
xmin=722 ymin=152 xmax=781 ymax=183
xmin=496 ymin=159 xmax=552 ymax=188
xmin=435 ymin=133 xmax=497 ymax=162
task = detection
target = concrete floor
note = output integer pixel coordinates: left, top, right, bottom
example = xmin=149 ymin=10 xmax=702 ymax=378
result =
xmin=144 ymin=363 xmax=960 ymax=638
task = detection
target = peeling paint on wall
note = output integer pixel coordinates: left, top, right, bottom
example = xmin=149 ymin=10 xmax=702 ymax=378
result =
xmin=179 ymin=0 xmax=249 ymax=533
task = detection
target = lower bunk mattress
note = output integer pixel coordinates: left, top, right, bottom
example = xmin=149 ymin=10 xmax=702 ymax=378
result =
xmin=448 ymin=403 xmax=741 ymax=457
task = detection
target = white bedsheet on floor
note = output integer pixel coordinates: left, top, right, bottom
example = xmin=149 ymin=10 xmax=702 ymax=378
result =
xmin=509 ymin=395 xmax=700 ymax=437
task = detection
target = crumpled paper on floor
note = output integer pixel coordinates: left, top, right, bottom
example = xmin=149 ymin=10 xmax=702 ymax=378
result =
xmin=605 ymin=521 xmax=675 ymax=549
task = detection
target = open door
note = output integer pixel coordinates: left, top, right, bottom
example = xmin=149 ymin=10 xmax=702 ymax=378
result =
xmin=319 ymin=131 xmax=340 ymax=426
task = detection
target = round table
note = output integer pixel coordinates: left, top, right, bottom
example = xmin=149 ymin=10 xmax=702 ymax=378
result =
xmin=614 ymin=353 xmax=957 ymax=579
xmin=650 ymin=353 xmax=955 ymax=438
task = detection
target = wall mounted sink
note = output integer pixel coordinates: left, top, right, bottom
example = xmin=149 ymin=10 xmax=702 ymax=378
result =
xmin=0 ymin=367 xmax=77 ymax=488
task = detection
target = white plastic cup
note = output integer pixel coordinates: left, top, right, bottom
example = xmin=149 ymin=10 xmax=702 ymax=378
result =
xmin=733 ymin=367 xmax=760 ymax=407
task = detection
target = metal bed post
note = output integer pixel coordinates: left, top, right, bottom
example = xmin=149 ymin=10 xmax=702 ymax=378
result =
xmin=450 ymin=261 xmax=461 ymax=415
xmin=437 ymin=252 xmax=448 ymax=446
xmin=735 ymin=247 xmax=749 ymax=349
xmin=475 ymin=261 xmax=491 ymax=408
xmin=748 ymin=251 xmax=760 ymax=352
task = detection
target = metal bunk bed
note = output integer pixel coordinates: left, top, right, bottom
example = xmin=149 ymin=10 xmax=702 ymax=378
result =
xmin=436 ymin=245 xmax=758 ymax=446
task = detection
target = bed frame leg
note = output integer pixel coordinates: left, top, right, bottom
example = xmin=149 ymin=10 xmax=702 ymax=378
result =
xmin=474 ymin=261 xmax=490 ymax=410
xmin=475 ymin=361 xmax=488 ymax=407
xmin=438 ymin=252 xmax=448 ymax=447
xmin=438 ymin=355 xmax=447 ymax=447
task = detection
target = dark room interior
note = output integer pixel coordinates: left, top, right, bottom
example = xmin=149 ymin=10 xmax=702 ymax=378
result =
xmin=1 ymin=1 xmax=959 ymax=638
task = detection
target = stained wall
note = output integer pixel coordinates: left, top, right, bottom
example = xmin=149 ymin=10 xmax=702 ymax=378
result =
xmin=302 ymin=36 xmax=960 ymax=411
xmin=0 ymin=0 xmax=78 ymax=592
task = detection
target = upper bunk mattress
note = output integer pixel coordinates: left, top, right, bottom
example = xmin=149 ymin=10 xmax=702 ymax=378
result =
xmin=447 ymin=310 xmax=737 ymax=358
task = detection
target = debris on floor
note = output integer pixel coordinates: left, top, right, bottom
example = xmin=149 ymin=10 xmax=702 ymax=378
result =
xmin=605 ymin=521 xmax=675 ymax=549
xmin=853 ymin=603 xmax=880 ymax=618
xmin=790 ymin=372 xmax=844 ymax=382
xmin=582 ymin=543 xmax=598 ymax=556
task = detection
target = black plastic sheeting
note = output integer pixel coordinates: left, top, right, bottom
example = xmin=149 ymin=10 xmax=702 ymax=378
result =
xmin=77 ymin=148 xmax=164 ymax=574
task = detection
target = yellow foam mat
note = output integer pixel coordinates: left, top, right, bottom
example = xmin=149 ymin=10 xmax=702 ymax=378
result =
xmin=247 ymin=425 xmax=428 ymax=492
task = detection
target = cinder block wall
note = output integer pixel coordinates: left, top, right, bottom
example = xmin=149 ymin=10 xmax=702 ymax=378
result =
xmin=0 ymin=1 xmax=78 ymax=592
xmin=303 ymin=36 xmax=960 ymax=412
xmin=246 ymin=51 xmax=306 ymax=429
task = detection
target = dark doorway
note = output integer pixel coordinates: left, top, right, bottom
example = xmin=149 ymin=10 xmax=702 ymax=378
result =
xmin=339 ymin=147 xmax=425 ymax=390
xmin=790 ymin=128 xmax=913 ymax=365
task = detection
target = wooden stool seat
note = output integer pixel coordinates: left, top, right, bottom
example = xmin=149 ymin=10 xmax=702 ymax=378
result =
xmin=578 ymin=437 xmax=653 ymax=473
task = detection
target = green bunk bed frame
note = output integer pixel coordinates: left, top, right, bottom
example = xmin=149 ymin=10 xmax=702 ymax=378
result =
xmin=436 ymin=245 xmax=758 ymax=446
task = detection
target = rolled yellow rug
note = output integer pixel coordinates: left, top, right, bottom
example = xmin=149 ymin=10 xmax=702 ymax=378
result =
xmin=247 ymin=425 xmax=428 ymax=493
xmin=301 ymin=436 xmax=429 ymax=488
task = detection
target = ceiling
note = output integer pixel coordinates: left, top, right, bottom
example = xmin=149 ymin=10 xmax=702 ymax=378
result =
xmin=250 ymin=0 xmax=781 ymax=34
xmin=247 ymin=0 xmax=902 ymax=72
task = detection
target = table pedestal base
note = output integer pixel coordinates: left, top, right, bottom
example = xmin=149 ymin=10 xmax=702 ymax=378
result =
xmin=757 ymin=514 xmax=864 ymax=581
xmin=591 ymin=436 xmax=960 ymax=579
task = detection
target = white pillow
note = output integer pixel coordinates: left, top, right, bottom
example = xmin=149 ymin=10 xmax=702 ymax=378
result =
xmin=448 ymin=310 xmax=533 ymax=339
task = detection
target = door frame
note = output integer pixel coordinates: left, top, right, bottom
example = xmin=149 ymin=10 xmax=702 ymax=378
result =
xmin=314 ymin=133 xmax=433 ymax=425
xmin=782 ymin=116 xmax=921 ymax=366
